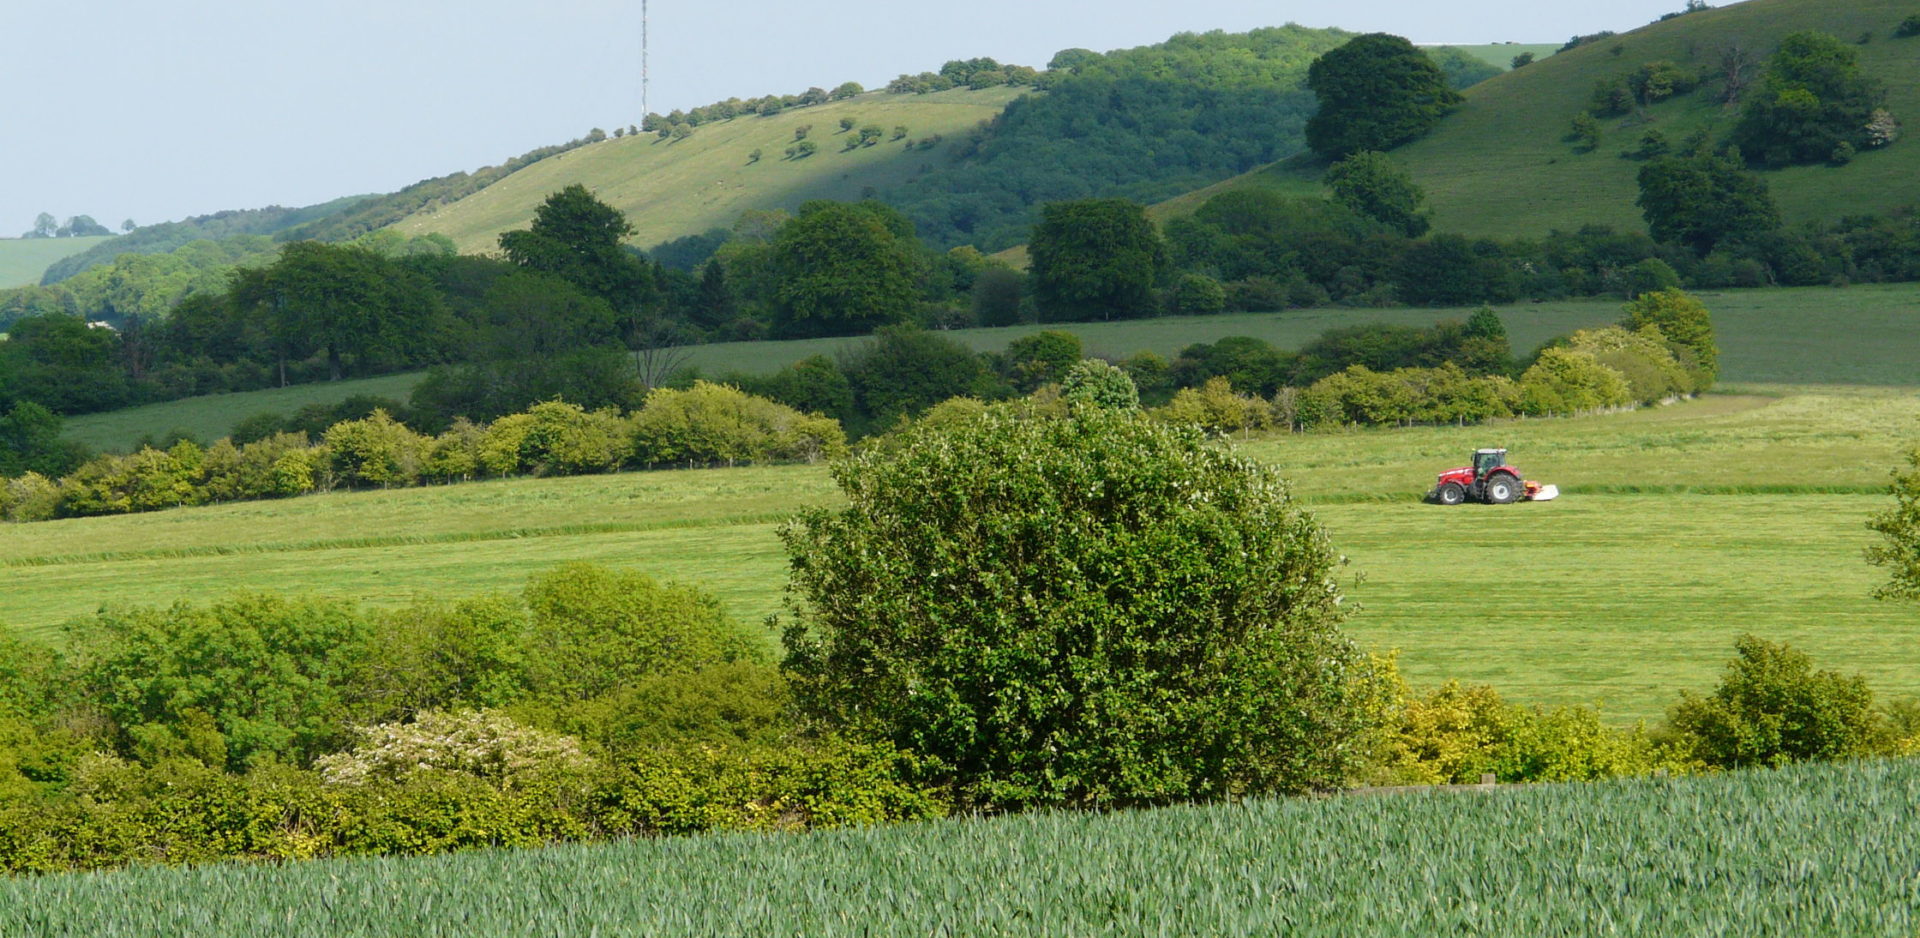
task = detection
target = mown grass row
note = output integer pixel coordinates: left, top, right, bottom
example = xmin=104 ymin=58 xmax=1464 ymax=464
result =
xmin=9 ymin=757 xmax=1915 ymax=936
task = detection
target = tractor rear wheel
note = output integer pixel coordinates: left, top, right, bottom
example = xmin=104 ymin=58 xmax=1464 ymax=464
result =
xmin=1435 ymin=482 xmax=1465 ymax=505
xmin=1484 ymin=474 xmax=1519 ymax=504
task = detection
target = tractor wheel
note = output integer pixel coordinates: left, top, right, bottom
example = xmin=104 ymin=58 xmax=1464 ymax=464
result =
xmin=1484 ymin=474 xmax=1519 ymax=505
xmin=1435 ymin=482 xmax=1465 ymax=505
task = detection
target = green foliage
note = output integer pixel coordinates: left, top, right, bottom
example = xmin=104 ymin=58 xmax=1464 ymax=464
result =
xmin=1000 ymin=330 xmax=1082 ymax=392
xmin=1666 ymin=635 xmax=1879 ymax=768
xmin=497 ymin=185 xmax=648 ymax=306
xmin=1899 ymin=15 xmax=1920 ymax=38
xmin=970 ymin=266 xmax=1025 ymax=326
xmin=316 ymin=709 xmax=592 ymax=789
xmin=781 ymin=405 xmax=1378 ymax=808
xmin=1299 ymin=364 xmax=1518 ymax=428
xmin=477 ymin=400 xmax=630 ymax=476
xmin=1516 ymin=347 xmax=1633 ymax=415
xmin=1731 ymin=31 xmax=1882 ymax=167
xmin=838 ymin=327 xmax=998 ymax=428
xmin=233 ymin=241 xmax=447 ymax=382
xmin=1170 ymin=273 xmax=1227 ymax=315
xmin=770 ymin=201 xmax=921 ymax=338
xmin=1030 ymin=199 xmax=1166 ymax=322
xmin=1563 ymin=326 xmax=1695 ymax=404
xmin=72 ymin=594 xmax=376 ymax=771
xmin=1568 ymin=113 xmax=1602 ymax=152
xmin=1325 ymin=151 xmax=1429 ymax=236
xmin=320 ymin=409 xmax=425 ymax=488
xmin=529 ymin=662 xmax=794 ymax=757
xmin=628 ymin=381 xmax=849 ymax=466
xmin=0 ymin=402 xmax=84 ymax=477
xmin=1157 ymin=376 xmax=1274 ymax=434
xmin=1625 ymin=61 xmax=1700 ymax=106
xmin=1059 ymin=359 xmax=1140 ymax=411
xmin=1620 ymin=287 xmax=1718 ymax=384
xmin=1636 ymin=154 xmax=1780 ymax=254
xmin=1866 ymin=447 xmax=1920 ymax=602
xmin=522 ymin=563 xmax=762 ymax=704
xmin=1305 ymin=33 xmax=1464 ymax=159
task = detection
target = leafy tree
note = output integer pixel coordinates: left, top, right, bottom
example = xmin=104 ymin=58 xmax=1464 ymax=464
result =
xmin=1867 ymin=448 xmax=1920 ymax=602
xmin=1569 ymin=113 xmax=1602 ymax=152
xmin=1001 ymin=330 xmax=1082 ymax=391
xmin=232 ymin=241 xmax=446 ymax=382
xmin=1029 ymin=199 xmax=1166 ymax=322
xmin=498 ymin=184 xmax=648 ymax=306
xmin=27 ymin=213 xmax=56 ymax=239
xmin=970 ymin=266 xmax=1025 ymax=326
xmin=858 ymin=125 xmax=884 ymax=146
xmin=748 ymin=148 xmax=763 ymax=164
xmin=1511 ymin=52 xmax=1535 ymax=69
xmin=1620 ymin=287 xmax=1718 ymax=383
xmin=840 ymin=326 xmax=995 ymax=427
xmin=120 ymin=219 xmax=136 ymax=233
xmin=1059 ymin=359 xmax=1139 ymax=411
xmin=1324 ymin=151 xmax=1429 ymax=236
xmin=523 ymin=563 xmax=761 ymax=703
xmin=780 ymin=405 xmax=1380 ymax=808
xmin=1900 ymin=15 xmax=1920 ymax=38
xmin=1048 ymin=48 xmax=1102 ymax=72
xmin=60 ymin=216 xmax=112 ymax=237
xmin=829 ymin=81 xmax=864 ymax=100
xmin=1667 ymin=635 xmax=1879 ymax=768
xmin=0 ymin=402 xmax=85 ymax=477
xmin=838 ymin=116 xmax=856 ymax=132
xmin=1730 ymin=31 xmax=1882 ymax=167
xmin=770 ymin=201 xmax=922 ymax=338
xmin=1305 ymin=33 xmax=1463 ymax=159
xmin=1636 ymin=154 xmax=1779 ymax=254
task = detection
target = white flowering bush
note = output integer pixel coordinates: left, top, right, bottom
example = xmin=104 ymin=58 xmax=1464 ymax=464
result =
xmin=317 ymin=709 xmax=592 ymax=789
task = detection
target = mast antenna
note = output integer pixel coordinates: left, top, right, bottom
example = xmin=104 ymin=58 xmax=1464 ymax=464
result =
xmin=642 ymin=0 xmax=650 ymax=121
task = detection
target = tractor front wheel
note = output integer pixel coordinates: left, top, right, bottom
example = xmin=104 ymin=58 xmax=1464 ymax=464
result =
xmin=1435 ymin=482 xmax=1465 ymax=505
xmin=1484 ymin=474 xmax=1519 ymax=504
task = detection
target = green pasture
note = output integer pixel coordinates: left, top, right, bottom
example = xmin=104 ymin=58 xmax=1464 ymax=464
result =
xmin=0 ymin=236 xmax=111 ymax=289
xmin=60 ymin=282 xmax=1920 ymax=454
xmin=15 ymin=387 xmax=1920 ymax=722
xmin=1163 ymin=0 xmax=1920 ymax=238
xmin=389 ymin=87 xmax=1027 ymax=254
xmin=10 ymin=756 xmax=1916 ymax=936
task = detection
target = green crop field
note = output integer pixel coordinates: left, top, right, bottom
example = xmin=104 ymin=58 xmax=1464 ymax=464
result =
xmin=14 ymin=385 xmax=1920 ymax=722
xmin=9 ymin=755 xmax=1916 ymax=936
xmin=0 ymin=236 xmax=112 ymax=288
xmin=1160 ymin=0 xmax=1920 ymax=239
xmin=387 ymin=87 xmax=1027 ymax=253
xmin=61 ymin=282 xmax=1920 ymax=454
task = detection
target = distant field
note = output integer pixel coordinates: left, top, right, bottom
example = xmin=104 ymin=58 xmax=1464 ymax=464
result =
xmin=0 ymin=236 xmax=112 ymax=288
xmin=63 ymin=283 xmax=1920 ymax=453
xmin=62 ymin=373 xmax=423 ymax=452
xmin=390 ymin=87 xmax=1027 ymax=253
xmin=17 ymin=387 xmax=1920 ymax=722
xmin=1166 ymin=0 xmax=1920 ymax=238
xmin=10 ymin=752 xmax=1916 ymax=935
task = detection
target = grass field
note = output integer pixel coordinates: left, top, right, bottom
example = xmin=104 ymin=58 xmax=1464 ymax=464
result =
xmin=16 ymin=386 xmax=1920 ymax=722
xmin=0 ymin=236 xmax=112 ymax=288
xmin=61 ymin=282 xmax=1920 ymax=454
xmin=9 ymin=755 xmax=1915 ymax=935
xmin=1159 ymin=0 xmax=1920 ymax=239
xmin=388 ymin=87 xmax=1027 ymax=253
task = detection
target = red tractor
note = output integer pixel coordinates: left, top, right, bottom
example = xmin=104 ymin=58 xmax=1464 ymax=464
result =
xmin=1427 ymin=448 xmax=1557 ymax=505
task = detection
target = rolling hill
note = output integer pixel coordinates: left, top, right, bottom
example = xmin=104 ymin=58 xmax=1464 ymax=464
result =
xmin=389 ymin=87 xmax=1027 ymax=253
xmin=1156 ymin=0 xmax=1920 ymax=238
xmin=0 ymin=236 xmax=112 ymax=288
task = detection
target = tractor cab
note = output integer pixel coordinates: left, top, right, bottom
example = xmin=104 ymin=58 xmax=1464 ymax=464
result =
xmin=1471 ymin=448 xmax=1508 ymax=478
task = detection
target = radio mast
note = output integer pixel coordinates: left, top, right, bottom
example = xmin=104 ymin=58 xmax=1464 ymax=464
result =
xmin=642 ymin=0 xmax=650 ymax=121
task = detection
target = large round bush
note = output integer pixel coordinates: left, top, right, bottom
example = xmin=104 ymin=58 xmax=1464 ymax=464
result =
xmin=779 ymin=405 xmax=1380 ymax=808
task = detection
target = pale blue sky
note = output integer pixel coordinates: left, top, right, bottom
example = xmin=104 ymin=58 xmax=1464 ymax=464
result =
xmin=1 ymin=0 xmax=1703 ymax=235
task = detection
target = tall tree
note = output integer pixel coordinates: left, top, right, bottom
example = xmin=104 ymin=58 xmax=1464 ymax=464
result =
xmin=1305 ymin=33 xmax=1463 ymax=159
xmin=1324 ymin=150 xmax=1429 ymax=236
xmin=1636 ymin=154 xmax=1779 ymax=254
xmin=1029 ymin=199 xmax=1166 ymax=322
xmin=498 ymin=184 xmax=648 ymax=306
xmin=1730 ymin=31 xmax=1882 ymax=167
xmin=770 ymin=201 xmax=922 ymax=338
xmin=232 ymin=242 xmax=443 ymax=382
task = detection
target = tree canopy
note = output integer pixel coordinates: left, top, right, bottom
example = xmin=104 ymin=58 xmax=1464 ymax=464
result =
xmin=1029 ymin=199 xmax=1166 ymax=321
xmin=1324 ymin=151 xmax=1429 ymax=237
xmin=1730 ymin=31 xmax=1884 ymax=167
xmin=1636 ymin=154 xmax=1779 ymax=254
xmin=1305 ymin=33 xmax=1463 ymax=159
xmin=498 ymin=185 xmax=649 ymax=306
xmin=770 ymin=201 xmax=922 ymax=338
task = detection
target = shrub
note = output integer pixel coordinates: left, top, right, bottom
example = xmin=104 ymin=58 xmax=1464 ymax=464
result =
xmin=3 ymin=473 xmax=56 ymax=522
xmin=1666 ymin=635 xmax=1879 ymax=768
xmin=528 ymin=662 xmax=794 ymax=757
xmin=1565 ymin=326 xmax=1694 ymax=403
xmin=1517 ymin=347 xmax=1633 ymax=415
xmin=1867 ymin=448 xmax=1920 ymax=602
xmin=628 ymin=381 xmax=848 ymax=466
xmin=781 ymin=405 xmax=1381 ymax=808
xmin=1621 ymin=287 xmax=1717 ymax=385
xmin=1001 ymin=330 xmax=1083 ymax=392
xmin=522 ymin=563 xmax=762 ymax=703
xmin=201 ymin=433 xmax=314 ymax=501
xmin=1171 ymin=273 xmax=1227 ymax=314
xmin=320 ymin=410 xmax=425 ymax=488
xmin=1158 ymin=376 xmax=1273 ymax=434
xmin=354 ymin=595 xmax=532 ymax=718
xmin=1059 ymin=359 xmax=1140 ymax=411
xmin=481 ymin=400 xmax=629 ymax=476
xmin=317 ymin=710 xmax=592 ymax=789
xmin=1900 ymin=15 xmax=1920 ymax=37
xmin=73 ymin=594 xmax=377 ymax=771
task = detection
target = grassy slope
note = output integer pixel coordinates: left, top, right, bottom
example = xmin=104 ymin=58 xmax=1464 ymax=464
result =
xmin=62 ymin=282 xmax=1920 ymax=453
xmin=10 ymin=756 xmax=1916 ymax=935
xmin=388 ymin=88 xmax=1027 ymax=253
xmin=0 ymin=236 xmax=112 ymax=288
xmin=1425 ymin=42 xmax=1558 ymax=68
xmin=1158 ymin=0 xmax=1920 ymax=238
xmin=17 ymin=385 xmax=1920 ymax=722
